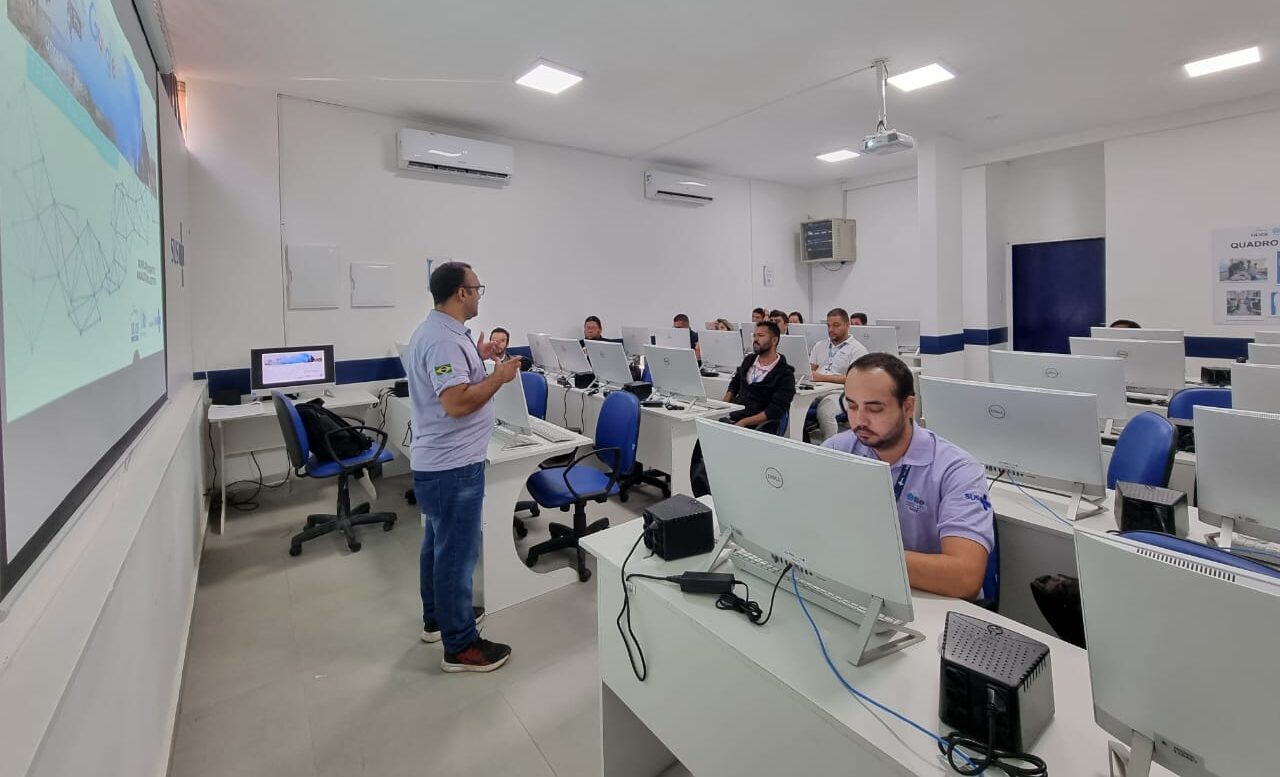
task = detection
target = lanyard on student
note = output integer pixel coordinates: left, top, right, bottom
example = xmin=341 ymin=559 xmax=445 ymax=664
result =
xmin=893 ymin=465 xmax=912 ymax=503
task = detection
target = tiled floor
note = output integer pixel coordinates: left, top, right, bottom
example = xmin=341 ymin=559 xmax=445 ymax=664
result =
xmin=169 ymin=471 xmax=686 ymax=777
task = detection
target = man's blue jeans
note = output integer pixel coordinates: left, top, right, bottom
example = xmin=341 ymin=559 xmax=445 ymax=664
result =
xmin=415 ymin=461 xmax=485 ymax=653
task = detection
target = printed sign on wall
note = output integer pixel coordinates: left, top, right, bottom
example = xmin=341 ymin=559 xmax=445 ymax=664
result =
xmin=1212 ymin=225 xmax=1280 ymax=324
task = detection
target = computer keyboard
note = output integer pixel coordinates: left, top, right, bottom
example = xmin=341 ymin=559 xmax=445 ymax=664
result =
xmin=530 ymin=417 xmax=578 ymax=444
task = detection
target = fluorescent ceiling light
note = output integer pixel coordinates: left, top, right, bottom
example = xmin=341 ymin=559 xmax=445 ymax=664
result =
xmin=1183 ymin=46 xmax=1260 ymax=77
xmin=515 ymin=60 xmax=584 ymax=94
xmin=816 ymin=149 xmax=859 ymax=163
xmin=887 ymin=63 xmax=955 ymax=92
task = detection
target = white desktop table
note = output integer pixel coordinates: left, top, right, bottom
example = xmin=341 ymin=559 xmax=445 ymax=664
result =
xmin=583 ymin=513 xmax=1174 ymax=777
xmin=385 ymin=396 xmax=594 ymax=613
xmin=207 ymin=387 xmax=379 ymax=534
xmin=546 ymin=383 xmax=739 ymax=498
xmin=700 ymin=371 xmax=841 ymax=442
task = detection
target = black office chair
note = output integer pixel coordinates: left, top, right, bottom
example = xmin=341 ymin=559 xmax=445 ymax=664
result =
xmin=273 ymin=392 xmax=398 ymax=555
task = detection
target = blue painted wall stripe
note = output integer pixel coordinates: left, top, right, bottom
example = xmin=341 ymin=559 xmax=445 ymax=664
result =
xmin=919 ymin=333 xmax=966 ymax=355
xmin=963 ymin=327 xmax=1009 ymax=347
xmin=1184 ymin=336 xmax=1251 ymax=360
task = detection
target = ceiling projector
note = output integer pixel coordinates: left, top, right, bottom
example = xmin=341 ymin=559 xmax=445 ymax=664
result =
xmin=861 ymin=129 xmax=915 ymax=155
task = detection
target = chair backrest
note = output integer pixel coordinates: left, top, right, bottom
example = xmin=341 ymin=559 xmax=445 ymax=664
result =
xmin=594 ymin=390 xmax=641 ymax=475
xmin=1120 ymin=531 xmax=1280 ymax=580
xmin=979 ymin=520 xmax=1000 ymax=609
xmin=1107 ymin=411 xmax=1176 ymax=489
xmin=641 ymin=361 xmax=653 ymax=385
xmin=271 ymin=391 xmax=311 ymax=469
xmin=521 ymin=370 xmax=548 ymax=420
xmin=1167 ymin=387 xmax=1232 ymax=422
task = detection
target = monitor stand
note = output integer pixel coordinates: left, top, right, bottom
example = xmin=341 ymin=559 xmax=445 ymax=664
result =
xmin=1107 ymin=734 xmax=1154 ymax=777
xmin=1064 ymin=483 xmax=1107 ymax=522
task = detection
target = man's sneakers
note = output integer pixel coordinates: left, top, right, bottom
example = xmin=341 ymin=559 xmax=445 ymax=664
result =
xmin=442 ymin=638 xmax=512 ymax=673
xmin=421 ymin=606 xmax=486 ymax=643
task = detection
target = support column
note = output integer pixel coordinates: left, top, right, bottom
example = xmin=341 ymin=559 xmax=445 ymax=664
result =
xmin=961 ymin=163 xmax=1010 ymax=380
xmin=917 ymin=134 xmax=966 ymax=377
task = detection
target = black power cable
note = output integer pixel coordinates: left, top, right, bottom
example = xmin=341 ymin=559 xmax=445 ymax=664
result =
xmin=715 ymin=563 xmax=791 ymax=625
xmin=939 ymin=690 xmax=1049 ymax=776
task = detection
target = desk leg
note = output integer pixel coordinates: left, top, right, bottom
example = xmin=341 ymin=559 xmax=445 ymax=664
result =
xmin=601 ymin=681 xmax=677 ymax=777
xmin=480 ymin=458 xmax=579 ymax=613
xmin=787 ymin=395 xmax=816 ymax=441
xmin=218 ymin=421 xmax=227 ymax=535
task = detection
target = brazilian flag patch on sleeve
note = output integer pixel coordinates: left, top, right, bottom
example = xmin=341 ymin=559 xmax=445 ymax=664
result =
xmin=434 ymin=363 xmax=454 ymax=376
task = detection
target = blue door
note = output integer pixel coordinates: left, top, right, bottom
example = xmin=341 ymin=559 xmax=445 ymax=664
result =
xmin=1012 ymin=238 xmax=1105 ymax=354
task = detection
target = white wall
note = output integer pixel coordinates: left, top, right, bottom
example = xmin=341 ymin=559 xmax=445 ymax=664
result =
xmin=185 ymin=87 xmax=811 ymax=370
xmin=162 ymin=87 xmax=194 ymax=388
xmin=1003 ymin=144 xmax=1105 ymax=246
xmin=807 ymin=177 xmax=919 ymax=322
xmin=1106 ymin=108 xmax=1280 ymax=336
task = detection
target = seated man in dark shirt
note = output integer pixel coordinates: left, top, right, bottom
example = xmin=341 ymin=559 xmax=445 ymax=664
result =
xmin=723 ymin=321 xmax=796 ymax=432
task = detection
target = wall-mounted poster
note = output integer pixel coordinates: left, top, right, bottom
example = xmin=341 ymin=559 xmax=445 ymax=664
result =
xmin=1212 ymin=225 xmax=1280 ymax=324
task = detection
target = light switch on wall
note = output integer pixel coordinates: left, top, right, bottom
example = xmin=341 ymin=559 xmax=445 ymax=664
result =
xmin=762 ymin=264 xmax=774 ymax=287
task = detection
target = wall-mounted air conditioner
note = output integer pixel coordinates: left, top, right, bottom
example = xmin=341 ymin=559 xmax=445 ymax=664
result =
xmin=397 ymin=129 xmax=513 ymax=185
xmin=644 ymin=170 xmax=714 ymax=205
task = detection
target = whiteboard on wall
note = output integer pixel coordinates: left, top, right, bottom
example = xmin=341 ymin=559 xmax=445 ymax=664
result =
xmin=286 ymin=245 xmax=341 ymax=309
xmin=1212 ymin=226 xmax=1280 ymax=325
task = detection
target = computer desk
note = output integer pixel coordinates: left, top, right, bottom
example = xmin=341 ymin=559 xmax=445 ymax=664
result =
xmin=206 ymin=387 xmax=379 ymax=534
xmin=384 ymin=395 xmax=594 ymax=613
xmin=699 ymin=371 xmax=841 ymax=442
xmin=546 ymin=382 xmax=740 ymax=498
xmin=582 ymin=507 xmax=1177 ymax=777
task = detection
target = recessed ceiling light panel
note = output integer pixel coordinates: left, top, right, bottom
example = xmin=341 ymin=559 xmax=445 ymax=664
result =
xmin=887 ymin=62 xmax=955 ymax=92
xmin=816 ymin=149 xmax=860 ymax=163
xmin=515 ymin=60 xmax=584 ymax=94
xmin=1183 ymin=46 xmax=1261 ymax=78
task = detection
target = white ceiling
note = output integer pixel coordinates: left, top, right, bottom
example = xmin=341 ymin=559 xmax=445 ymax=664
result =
xmin=161 ymin=0 xmax=1280 ymax=188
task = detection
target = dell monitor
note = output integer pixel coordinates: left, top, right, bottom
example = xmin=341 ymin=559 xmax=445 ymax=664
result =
xmin=1069 ymin=337 xmax=1185 ymax=396
xmin=990 ymin=350 xmax=1129 ymax=430
xmin=777 ymin=335 xmax=813 ymax=389
xmin=652 ymin=327 xmax=693 ymax=350
xmin=643 ymin=345 xmax=707 ymax=402
xmin=250 ymin=345 xmax=335 ymax=396
xmin=847 ymin=325 xmax=899 ymax=355
xmin=921 ymin=376 xmax=1106 ymax=519
xmin=699 ymin=330 xmax=746 ymax=373
xmin=1091 ymin=326 xmax=1185 ymax=343
xmin=697 ymin=418 xmax=921 ymax=666
xmin=876 ymin=319 xmax=921 ymax=351
xmin=620 ymin=326 xmax=653 ymax=359
xmin=1247 ymin=342 xmax=1280 ymax=365
xmin=1230 ymin=363 xmax=1280 ymax=414
xmin=786 ymin=323 xmax=829 ymax=352
xmin=738 ymin=323 xmax=756 ymax=354
xmin=583 ymin=340 xmax=634 ymax=388
xmin=1077 ymin=528 xmax=1280 ymax=777
xmin=1253 ymin=330 xmax=1280 ymax=345
xmin=549 ymin=338 xmax=592 ymax=375
xmin=527 ymin=333 xmax=561 ymax=372
xmin=492 ymin=368 xmax=533 ymax=438
xmin=1193 ymin=406 xmax=1280 ymax=547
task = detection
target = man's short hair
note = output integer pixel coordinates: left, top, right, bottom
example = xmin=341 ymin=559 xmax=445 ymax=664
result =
xmin=848 ymin=352 xmax=914 ymax=404
xmin=584 ymin=315 xmax=602 ymax=326
xmin=752 ymin=307 xmax=767 ymax=316
xmin=756 ymin=320 xmax=781 ymax=339
xmin=491 ymin=327 xmax=509 ymax=339
xmin=826 ymin=307 xmax=849 ymax=322
xmin=1109 ymin=319 xmax=1140 ymax=328
xmin=851 ymin=311 xmax=869 ymax=325
xmin=429 ymin=261 xmax=472 ymax=305
xmin=769 ymin=309 xmax=786 ymax=320
xmin=673 ymin=313 xmax=690 ymax=324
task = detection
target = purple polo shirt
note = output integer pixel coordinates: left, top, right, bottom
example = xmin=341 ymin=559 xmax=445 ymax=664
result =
xmin=822 ymin=425 xmax=994 ymax=555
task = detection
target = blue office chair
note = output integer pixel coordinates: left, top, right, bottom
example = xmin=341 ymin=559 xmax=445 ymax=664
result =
xmin=271 ymin=392 xmax=397 ymax=555
xmin=975 ymin=522 xmax=1000 ymax=612
xmin=1167 ymin=387 xmax=1231 ymax=453
xmin=1120 ymin=531 xmax=1280 ymax=580
xmin=514 ymin=371 xmax=550 ymax=538
xmin=524 ymin=391 xmax=641 ymax=581
xmin=1106 ymin=411 xmax=1176 ymax=489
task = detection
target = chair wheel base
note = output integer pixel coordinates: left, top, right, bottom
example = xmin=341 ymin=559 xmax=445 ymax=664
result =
xmin=382 ymin=521 xmax=395 ymax=531
xmin=514 ymin=520 xmax=528 ymax=539
xmin=289 ymin=544 xmax=302 ymax=557
xmin=348 ymin=542 xmax=362 ymax=553
xmin=578 ymin=566 xmax=592 ymax=583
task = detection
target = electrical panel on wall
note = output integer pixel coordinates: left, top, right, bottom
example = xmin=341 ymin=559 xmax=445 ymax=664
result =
xmin=801 ymin=218 xmax=856 ymax=263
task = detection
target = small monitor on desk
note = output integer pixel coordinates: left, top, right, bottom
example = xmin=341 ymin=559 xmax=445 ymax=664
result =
xmin=738 ymin=323 xmax=755 ymax=354
xmin=1090 ymin=326 xmax=1185 ymax=343
xmin=652 ymin=327 xmax=692 ymax=350
xmin=583 ymin=340 xmax=633 ymax=387
xmin=1247 ymin=342 xmax=1280 ymax=365
xmin=1069 ymin=337 xmax=1185 ymax=396
xmin=1077 ymin=528 xmax=1280 ymax=777
xmin=549 ymin=338 xmax=592 ymax=374
xmin=1230 ymin=363 xmax=1280 ymax=413
xmin=1254 ymin=330 xmax=1280 ymax=345
xmin=643 ymin=345 xmax=706 ymax=402
xmin=620 ymin=326 xmax=653 ymax=359
xmin=697 ymin=418 xmax=921 ymax=666
xmin=876 ymin=319 xmax=921 ymax=351
xmin=786 ymin=323 xmax=828 ymax=352
xmin=990 ymin=350 xmax=1128 ymax=427
xmin=1194 ymin=405 xmax=1280 ymax=546
xmin=921 ymin=376 xmax=1106 ymax=515
xmin=847 ymin=325 xmax=899 ymax=355
xmin=250 ymin=344 xmax=335 ymax=396
xmin=492 ymin=369 xmax=533 ymax=437
xmin=527 ymin=333 xmax=561 ymax=372
xmin=776 ymin=335 xmax=813 ymax=389
xmin=699 ymin=330 xmax=746 ymax=373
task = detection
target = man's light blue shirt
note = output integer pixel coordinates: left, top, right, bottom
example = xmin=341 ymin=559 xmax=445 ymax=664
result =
xmin=405 ymin=310 xmax=493 ymax=471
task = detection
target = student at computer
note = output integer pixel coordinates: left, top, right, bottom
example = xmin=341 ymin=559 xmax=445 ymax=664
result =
xmin=672 ymin=313 xmax=702 ymax=359
xmin=769 ymin=309 xmax=789 ymax=336
xmin=809 ymin=308 xmax=868 ymax=442
xmin=722 ymin=321 xmax=796 ymax=432
xmin=583 ymin=315 xmax=604 ymax=341
xmin=1109 ymin=319 xmax=1140 ymax=328
xmin=851 ymin=312 xmax=868 ymax=326
xmin=751 ymin=307 xmax=767 ymax=323
xmin=488 ymin=327 xmax=514 ymax=363
xmin=788 ymin=311 xmax=804 ymax=324
xmin=711 ymin=318 xmax=734 ymax=331
xmin=822 ymin=353 xmax=994 ymax=600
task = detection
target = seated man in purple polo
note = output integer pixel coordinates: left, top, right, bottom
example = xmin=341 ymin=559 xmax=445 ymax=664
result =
xmin=822 ymin=352 xmax=993 ymax=599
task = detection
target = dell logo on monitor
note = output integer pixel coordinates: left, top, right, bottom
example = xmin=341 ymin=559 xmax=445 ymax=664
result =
xmin=1044 ymin=367 xmax=1060 ymax=379
xmin=1116 ymin=350 xmax=1129 ymax=358
xmin=764 ymin=467 xmax=784 ymax=488
xmin=662 ymin=357 xmax=671 ymax=366
xmin=988 ymin=404 xmax=1007 ymax=419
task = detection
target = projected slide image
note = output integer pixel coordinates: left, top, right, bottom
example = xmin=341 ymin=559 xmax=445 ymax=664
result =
xmin=261 ymin=350 xmax=329 ymax=387
xmin=1 ymin=0 xmax=162 ymax=422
